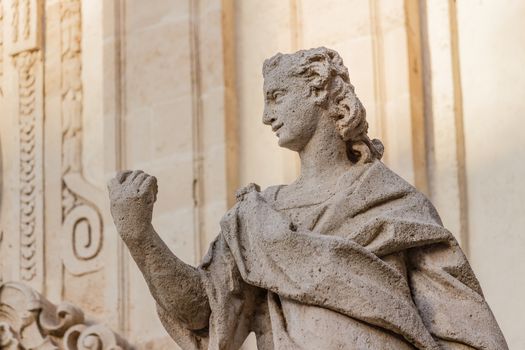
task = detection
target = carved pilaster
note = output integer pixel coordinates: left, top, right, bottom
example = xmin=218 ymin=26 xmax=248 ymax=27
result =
xmin=59 ymin=0 xmax=104 ymax=276
xmin=0 ymin=282 xmax=133 ymax=349
xmin=6 ymin=0 xmax=44 ymax=290
xmin=14 ymin=50 xmax=42 ymax=285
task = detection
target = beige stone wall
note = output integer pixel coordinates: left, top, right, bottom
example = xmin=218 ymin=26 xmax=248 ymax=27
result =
xmin=99 ymin=0 xmax=235 ymax=346
xmin=236 ymin=0 xmax=417 ymax=189
xmin=457 ymin=1 xmax=525 ymax=345
xmin=0 ymin=0 xmax=524 ymax=349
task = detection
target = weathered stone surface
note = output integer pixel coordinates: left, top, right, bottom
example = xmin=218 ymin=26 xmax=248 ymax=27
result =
xmin=108 ymin=48 xmax=508 ymax=349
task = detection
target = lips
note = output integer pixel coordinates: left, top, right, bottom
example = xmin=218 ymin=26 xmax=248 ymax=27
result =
xmin=272 ymin=122 xmax=283 ymax=132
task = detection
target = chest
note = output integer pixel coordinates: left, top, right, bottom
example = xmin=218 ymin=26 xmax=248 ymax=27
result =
xmin=269 ymin=188 xmax=333 ymax=231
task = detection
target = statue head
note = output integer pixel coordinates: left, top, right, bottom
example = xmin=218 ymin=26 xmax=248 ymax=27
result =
xmin=262 ymin=47 xmax=383 ymax=163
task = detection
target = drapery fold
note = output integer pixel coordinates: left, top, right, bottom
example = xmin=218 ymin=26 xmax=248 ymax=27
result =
xmin=158 ymin=161 xmax=507 ymax=350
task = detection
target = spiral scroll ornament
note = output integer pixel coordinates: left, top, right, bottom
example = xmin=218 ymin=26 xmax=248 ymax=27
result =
xmin=60 ymin=0 xmax=104 ymax=276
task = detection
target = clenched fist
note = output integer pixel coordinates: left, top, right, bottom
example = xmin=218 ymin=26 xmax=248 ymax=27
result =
xmin=108 ymin=170 xmax=158 ymax=240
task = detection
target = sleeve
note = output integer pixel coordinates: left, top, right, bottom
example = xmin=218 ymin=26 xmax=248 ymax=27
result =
xmin=156 ymin=233 xmax=259 ymax=350
xmin=329 ymin=186 xmax=509 ymax=350
xmin=408 ymin=241 xmax=508 ymax=350
xmin=346 ymin=182 xmax=509 ymax=349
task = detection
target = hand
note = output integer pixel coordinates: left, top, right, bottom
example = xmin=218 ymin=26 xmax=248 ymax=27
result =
xmin=235 ymin=183 xmax=261 ymax=202
xmin=220 ymin=183 xmax=261 ymax=238
xmin=107 ymin=170 xmax=158 ymax=240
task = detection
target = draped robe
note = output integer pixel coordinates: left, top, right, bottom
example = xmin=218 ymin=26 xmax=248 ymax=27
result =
xmin=157 ymin=160 xmax=507 ymax=350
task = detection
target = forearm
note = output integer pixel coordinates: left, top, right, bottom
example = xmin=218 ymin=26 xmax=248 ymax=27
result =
xmin=119 ymin=223 xmax=211 ymax=330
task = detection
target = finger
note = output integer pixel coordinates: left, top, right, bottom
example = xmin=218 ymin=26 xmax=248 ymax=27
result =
xmin=235 ymin=187 xmax=246 ymax=201
xmin=246 ymin=183 xmax=260 ymax=192
xmin=153 ymin=178 xmax=158 ymax=202
xmin=140 ymin=176 xmax=158 ymax=201
xmin=139 ymin=175 xmax=157 ymax=192
xmin=133 ymin=172 xmax=149 ymax=187
xmin=126 ymin=170 xmax=144 ymax=183
xmin=116 ymin=170 xmax=132 ymax=183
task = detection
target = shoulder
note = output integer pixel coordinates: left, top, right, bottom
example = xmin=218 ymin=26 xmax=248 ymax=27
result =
xmin=260 ymin=184 xmax=285 ymax=203
xmin=338 ymin=160 xmax=443 ymax=226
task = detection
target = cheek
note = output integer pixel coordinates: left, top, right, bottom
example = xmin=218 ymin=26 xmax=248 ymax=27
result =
xmin=293 ymin=103 xmax=318 ymax=132
xmin=281 ymin=107 xmax=302 ymax=134
xmin=277 ymin=90 xmax=318 ymax=136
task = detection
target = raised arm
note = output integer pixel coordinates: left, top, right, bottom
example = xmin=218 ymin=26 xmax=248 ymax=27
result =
xmin=108 ymin=170 xmax=210 ymax=330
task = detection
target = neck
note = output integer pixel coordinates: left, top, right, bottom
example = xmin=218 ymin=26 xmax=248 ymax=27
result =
xmin=297 ymin=118 xmax=350 ymax=185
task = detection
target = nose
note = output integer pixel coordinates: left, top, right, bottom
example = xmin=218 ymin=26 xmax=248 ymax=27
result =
xmin=262 ymin=106 xmax=276 ymax=125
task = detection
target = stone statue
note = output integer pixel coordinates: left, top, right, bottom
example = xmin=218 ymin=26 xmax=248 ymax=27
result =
xmin=107 ymin=47 xmax=508 ymax=349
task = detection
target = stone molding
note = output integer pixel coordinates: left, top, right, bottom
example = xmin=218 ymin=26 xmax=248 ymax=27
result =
xmin=0 ymin=281 xmax=133 ymax=350
xmin=5 ymin=0 xmax=45 ymax=289
xmin=13 ymin=49 xmax=41 ymax=283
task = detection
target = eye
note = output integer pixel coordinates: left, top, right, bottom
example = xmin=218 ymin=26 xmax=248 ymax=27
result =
xmin=272 ymin=90 xmax=285 ymax=102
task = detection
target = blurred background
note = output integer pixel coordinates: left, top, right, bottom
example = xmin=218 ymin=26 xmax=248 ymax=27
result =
xmin=0 ymin=0 xmax=524 ymax=349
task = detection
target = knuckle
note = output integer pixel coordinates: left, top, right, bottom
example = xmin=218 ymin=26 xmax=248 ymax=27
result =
xmin=145 ymin=178 xmax=156 ymax=188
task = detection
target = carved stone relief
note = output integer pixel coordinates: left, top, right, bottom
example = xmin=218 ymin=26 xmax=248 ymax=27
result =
xmin=6 ymin=0 xmax=44 ymax=289
xmin=8 ymin=0 xmax=41 ymax=54
xmin=59 ymin=0 xmax=104 ymax=276
xmin=0 ymin=281 xmax=133 ymax=349
xmin=3 ymin=0 xmax=104 ymax=288
xmin=13 ymin=50 xmax=41 ymax=283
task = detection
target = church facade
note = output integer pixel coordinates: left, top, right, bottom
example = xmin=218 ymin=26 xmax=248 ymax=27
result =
xmin=0 ymin=1 xmax=524 ymax=349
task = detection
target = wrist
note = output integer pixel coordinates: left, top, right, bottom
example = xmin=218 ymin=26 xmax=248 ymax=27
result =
xmin=117 ymin=220 xmax=154 ymax=244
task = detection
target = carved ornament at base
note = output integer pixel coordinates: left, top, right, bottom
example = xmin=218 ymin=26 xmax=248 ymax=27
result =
xmin=0 ymin=282 xmax=133 ymax=349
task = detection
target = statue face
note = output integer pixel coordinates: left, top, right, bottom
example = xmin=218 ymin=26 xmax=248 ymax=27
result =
xmin=262 ymin=66 xmax=321 ymax=152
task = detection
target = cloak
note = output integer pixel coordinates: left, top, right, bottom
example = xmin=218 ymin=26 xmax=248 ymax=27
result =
xmin=157 ymin=160 xmax=508 ymax=350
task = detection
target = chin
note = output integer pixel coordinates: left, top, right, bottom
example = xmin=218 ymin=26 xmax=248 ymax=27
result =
xmin=277 ymin=135 xmax=302 ymax=152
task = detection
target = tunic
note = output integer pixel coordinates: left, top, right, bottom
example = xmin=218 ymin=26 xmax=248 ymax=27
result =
xmin=157 ymin=160 xmax=508 ymax=350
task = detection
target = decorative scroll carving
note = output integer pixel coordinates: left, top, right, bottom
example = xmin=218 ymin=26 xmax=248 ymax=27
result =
xmin=14 ymin=50 xmax=41 ymax=283
xmin=0 ymin=282 xmax=133 ymax=349
xmin=0 ymin=322 xmax=22 ymax=350
xmin=60 ymin=0 xmax=104 ymax=276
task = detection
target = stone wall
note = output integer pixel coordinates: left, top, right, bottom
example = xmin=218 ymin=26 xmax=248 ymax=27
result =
xmin=0 ymin=0 xmax=523 ymax=349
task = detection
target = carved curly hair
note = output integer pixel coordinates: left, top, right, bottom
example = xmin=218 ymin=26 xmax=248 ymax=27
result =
xmin=263 ymin=47 xmax=384 ymax=163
